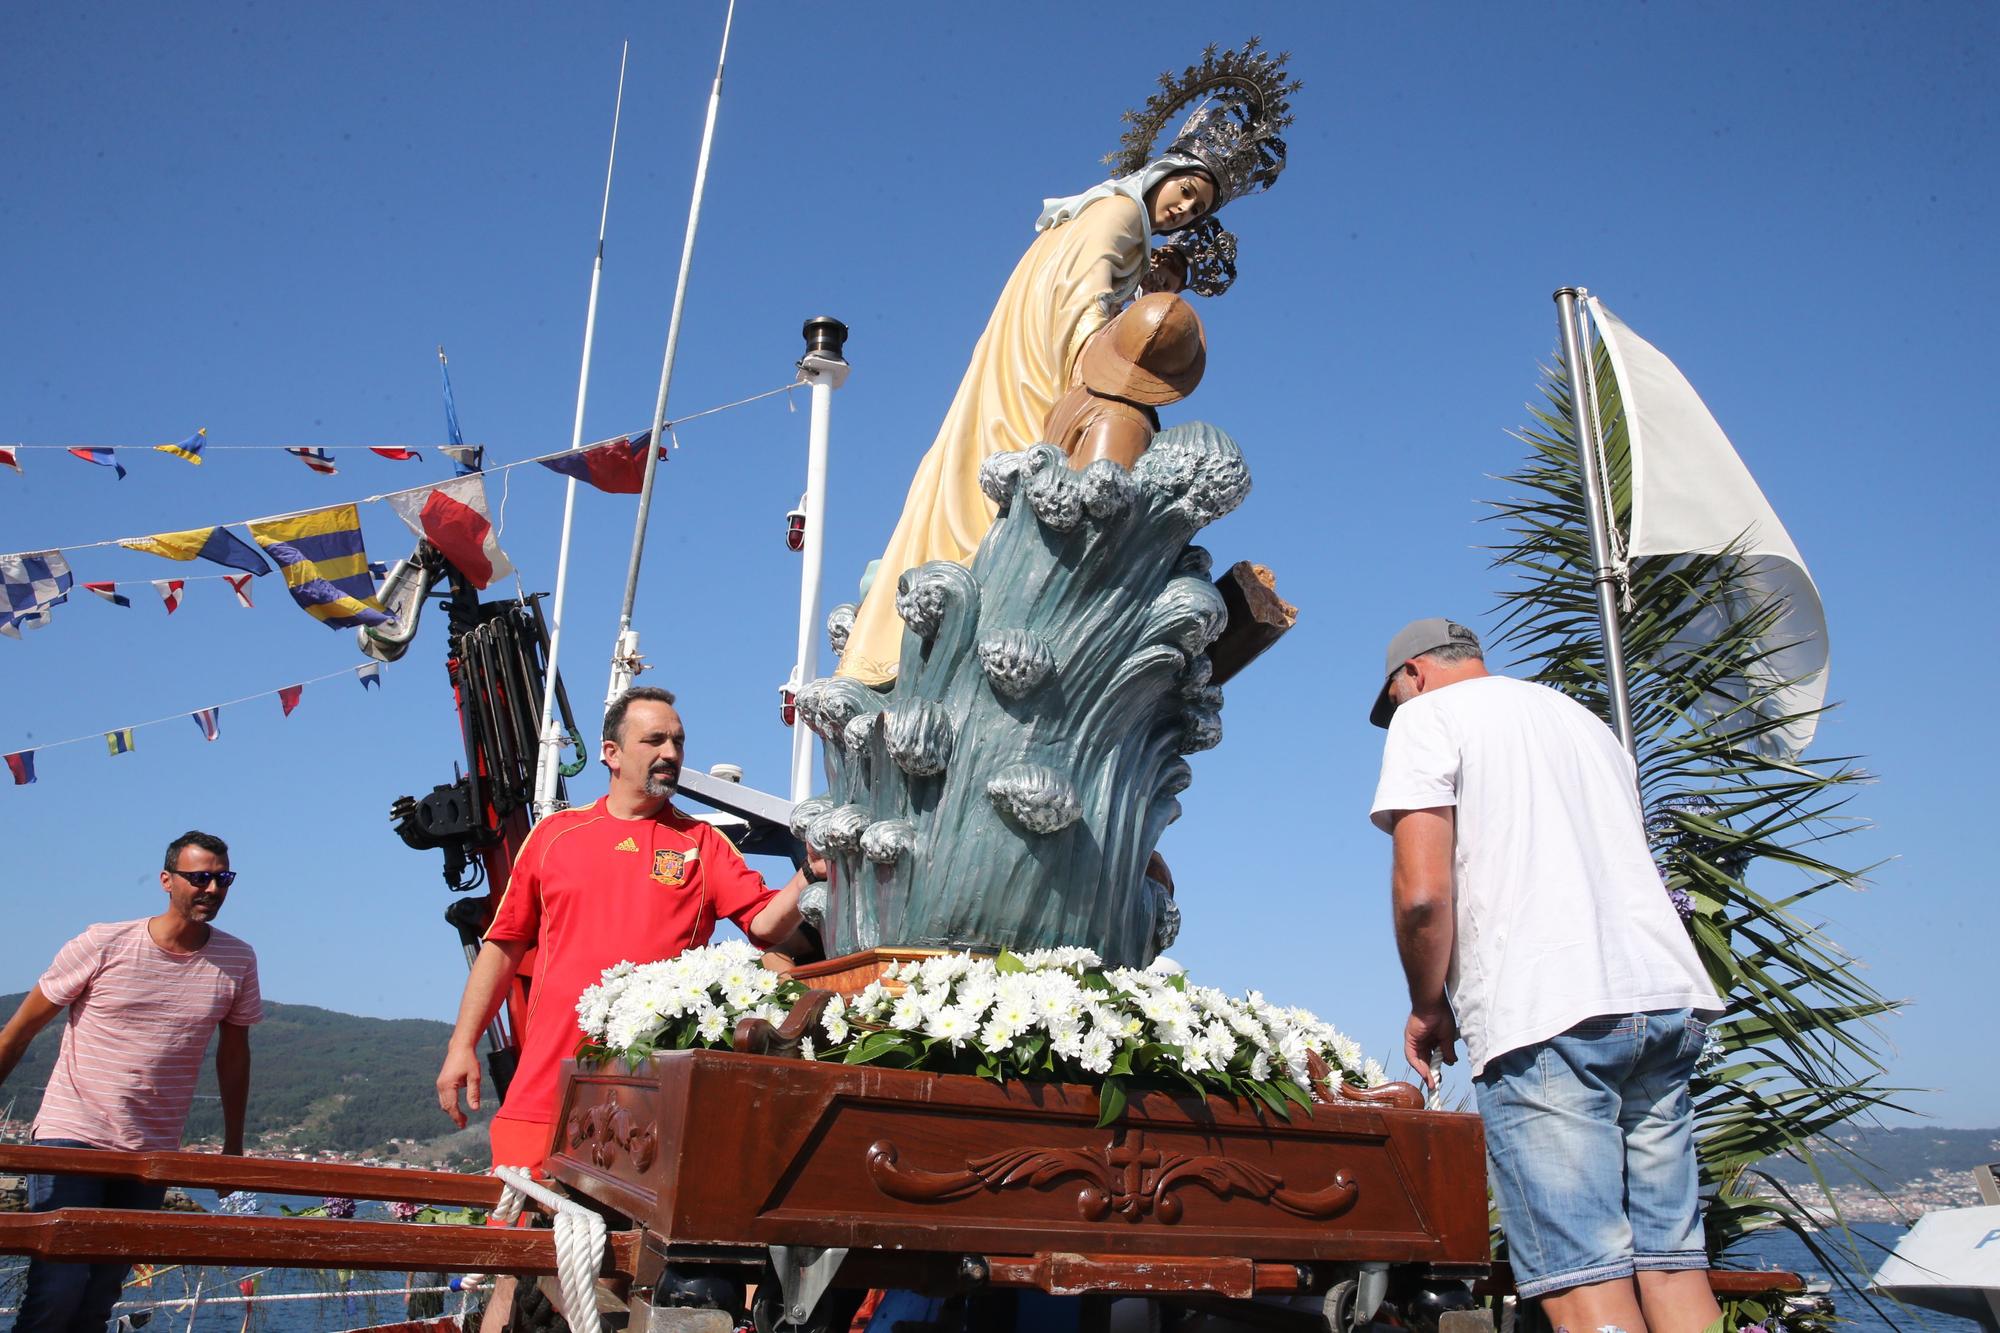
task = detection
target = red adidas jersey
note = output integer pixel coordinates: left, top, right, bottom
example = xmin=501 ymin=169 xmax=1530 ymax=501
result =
xmin=485 ymin=797 xmax=778 ymax=1124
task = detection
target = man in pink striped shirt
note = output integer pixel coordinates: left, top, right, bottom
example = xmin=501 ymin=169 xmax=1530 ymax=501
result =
xmin=0 ymin=830 xmax=262 ymax=1333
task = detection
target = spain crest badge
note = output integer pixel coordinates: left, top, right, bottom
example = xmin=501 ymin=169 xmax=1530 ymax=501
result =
xmin=650 ymin=848 xmax=689 ymax=887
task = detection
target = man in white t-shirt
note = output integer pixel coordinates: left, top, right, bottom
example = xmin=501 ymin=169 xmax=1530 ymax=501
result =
xmin=1367 ymin=618 xmax=1725 ymax=1333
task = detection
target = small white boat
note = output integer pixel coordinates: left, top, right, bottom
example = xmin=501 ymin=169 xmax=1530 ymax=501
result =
xmin=1871 ymin=1164 xmax=2000 ymax=1331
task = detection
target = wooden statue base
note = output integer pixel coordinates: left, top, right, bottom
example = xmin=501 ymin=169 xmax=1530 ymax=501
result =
xmin=547 ymin=1045 xmax=1487 ymax=1302
xmin=783 ymin=946 xmax=951 ymax=997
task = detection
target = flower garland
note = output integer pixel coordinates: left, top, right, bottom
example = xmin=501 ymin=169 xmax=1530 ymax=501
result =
xmin=575 ymin=941 xmax=1386 ymax=1127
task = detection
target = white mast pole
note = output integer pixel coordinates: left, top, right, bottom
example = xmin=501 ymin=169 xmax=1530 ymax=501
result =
xmin=1554 ymin=285 xmax=1639 ymax=759
xmin=533 ymin=41 xmax=630 ymax=818
xmin=607 ymin=0 xmax=737 ymax=707
xmin=788 ymin=318 xmax=849 ymax=802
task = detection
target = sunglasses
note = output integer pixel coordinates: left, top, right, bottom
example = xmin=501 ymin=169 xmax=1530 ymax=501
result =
xmin=173 ymin=869 xmax=238 ymax=890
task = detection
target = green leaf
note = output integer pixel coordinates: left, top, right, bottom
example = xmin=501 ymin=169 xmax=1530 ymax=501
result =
xmin=1095 ymin=1076 xmax=1129 ymax=1128
xmin=994 ymin=950 xmax=1026 ymax=974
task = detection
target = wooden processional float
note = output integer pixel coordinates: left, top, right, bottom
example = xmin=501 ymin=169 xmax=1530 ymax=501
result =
xmin=0 ymin=415 xmax=1815 ymax=1332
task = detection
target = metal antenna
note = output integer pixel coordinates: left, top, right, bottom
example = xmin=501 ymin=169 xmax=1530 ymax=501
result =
xmin=532 ymin=41 xmax=631 ymax=817
xmin=607 ymin=0 xmax=738 ymax=706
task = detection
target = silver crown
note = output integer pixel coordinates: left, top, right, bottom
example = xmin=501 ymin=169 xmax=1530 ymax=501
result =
xmin=1107 ymin=39 xmax=1302 ymax=209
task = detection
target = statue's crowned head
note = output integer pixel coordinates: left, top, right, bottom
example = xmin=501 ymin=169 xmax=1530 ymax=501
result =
xmin=1103 ymin=39 xmax=1302 ymax=298
xmin=1107 ymin=40 xmax=1301 ymax=210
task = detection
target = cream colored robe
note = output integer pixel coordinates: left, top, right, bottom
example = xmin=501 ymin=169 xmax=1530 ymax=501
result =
xmin=839 ymin=195 xmax=1150 ymax=685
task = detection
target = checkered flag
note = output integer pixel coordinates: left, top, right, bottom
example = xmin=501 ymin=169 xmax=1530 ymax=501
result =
xmin=0 ymin=550 xmax=73 ymax=634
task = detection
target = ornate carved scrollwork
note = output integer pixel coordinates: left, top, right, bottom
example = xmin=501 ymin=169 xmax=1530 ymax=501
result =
xmin=565 ymin=1100 xmax=658 ymax=1172
xmin=865 ymin=1130 xmax=1357 ymax=1224
xmin=1305 ymin=1050 xmax=1425 ymax=1111
xmin=731 ymin=990 xmax=837 ymax=1060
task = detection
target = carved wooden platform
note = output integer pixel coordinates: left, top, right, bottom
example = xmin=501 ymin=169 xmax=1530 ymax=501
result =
xmin=785 ymin=947 xmax=949 ymax=997
xmin=547 ymin=1049 xmax=1487 ymax=1269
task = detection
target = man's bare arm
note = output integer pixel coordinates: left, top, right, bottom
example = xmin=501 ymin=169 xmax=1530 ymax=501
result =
xmin=1390 ymin=806 xmax=1459 ymax=1088
xmin=747 ymin=846 xmax=829 ymax=947
xmin=436 ymin=938 xmax=527 ymax=1128
xmin=216 ymin=1022 xmax=252 ymax=1156
xmin=0 ymin=987 xmax=64 ymax=1087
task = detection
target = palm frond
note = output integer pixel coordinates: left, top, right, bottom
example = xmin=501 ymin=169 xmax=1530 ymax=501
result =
xmin=1486 ymin=343 xmax=1907 ymax=1324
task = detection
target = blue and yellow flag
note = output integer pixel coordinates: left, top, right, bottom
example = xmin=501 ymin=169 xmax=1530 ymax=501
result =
xmin=119 ymin=525 xmax=271 ymax=576
xmin=154 ymin=428 xmax=206 ymax=465
xmin=247 ymin=505 xmax=391 ymax=629
xmin=105 ymin=728 xmax=136 ymax=756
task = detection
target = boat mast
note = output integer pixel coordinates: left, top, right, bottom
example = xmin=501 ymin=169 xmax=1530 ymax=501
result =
xmin=1553 ymin=286 xmax=1638 ymax=759
xmin=787 ymin=318 xmax=849 ymax=802
xmin=533 ymin=41 xmax=630 ymax=818
xmin=607 ymin=0 xmax=738 ymax=706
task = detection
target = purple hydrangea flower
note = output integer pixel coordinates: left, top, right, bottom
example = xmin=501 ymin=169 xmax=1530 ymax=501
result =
xmin=321 ymin=1196 xmax=357 ymax=1219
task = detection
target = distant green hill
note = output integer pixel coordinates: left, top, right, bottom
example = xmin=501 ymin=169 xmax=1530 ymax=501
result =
xmin=1757 ymin=1125 xmax=2000 ymax=1191
xmin=0 ymin=991 xmax=486 ymax=1156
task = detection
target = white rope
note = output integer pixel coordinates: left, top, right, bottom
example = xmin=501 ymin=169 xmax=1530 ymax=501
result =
xmin=493 ymin=1166 xmax=606 ymax=1333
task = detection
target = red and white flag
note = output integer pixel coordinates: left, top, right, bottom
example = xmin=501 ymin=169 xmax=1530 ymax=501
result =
xmin=224 ymin=573 xmax=255 ymax=608
xmin=191 ymin=708 xmax=221 ymax=742
xmin=285 ymin=448 xmax=338 ymax=475
xmin=369 ymin=447 xmax=423 ymax=461
xmin=278 ymin=684 xmax=303 ymax=717
xmin=385 ymin=474 xmax=513 ymax=590
xmin=154 ymin=579 xmax=185 ymax=614
xmin=0 ymin=447 xmax=20 ymax=475
xmin=84 ymin=582 xmax=133 ymax=608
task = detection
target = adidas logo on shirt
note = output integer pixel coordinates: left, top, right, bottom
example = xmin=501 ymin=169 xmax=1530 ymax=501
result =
xmin=613 ymin=836 xmax=639 ymax=852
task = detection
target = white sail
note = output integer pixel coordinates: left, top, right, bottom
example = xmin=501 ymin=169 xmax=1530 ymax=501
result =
xmin=1589 ymin=297 xmax=1829 ymax=758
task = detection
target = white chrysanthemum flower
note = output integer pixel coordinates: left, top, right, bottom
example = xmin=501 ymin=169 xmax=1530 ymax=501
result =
xmin=1146 ymin=956 xmax=1185 ymax=977
xmin=799 ymin=1035 xmax=816 ymax=1062
xmin=979 ymin=1019 xmax=1017 ymax=1055
xmin=822 ymin=1012 xmax=850 ymax=1044
xmin=988 ymin=991 xmax=1034 ymax=1034
xmin=606 ymin=960 xmax=636 ymax=980
xmin=1362 ymin=1057 xmax=1387 ymax=1087
xmin=926 ymin=1006 xmax=971 ymax=1048
xmin=697 ymin=1008 xmax=729 ymax=1043
xmin=723 ymin=984 xmax=758 ymax=1010
xmin=1331 ymin=1035 xmax=1363 ymax=1073
xmin=1250 ymin=1050 xmax=1273 ymax=1082
xmin=888 ymin=994 xmax=925 ymax=1029
xmin=1079 ymin=1032 xmax=1115 ymax=1075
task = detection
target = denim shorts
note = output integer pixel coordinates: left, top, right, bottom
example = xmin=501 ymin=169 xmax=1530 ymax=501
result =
xmin=1474 ymin=1009 xmax=1710 ymax=1300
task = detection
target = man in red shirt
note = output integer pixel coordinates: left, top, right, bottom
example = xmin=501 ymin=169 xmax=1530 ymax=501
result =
xmin=434 ymin=686 xmax=819 ymax=1171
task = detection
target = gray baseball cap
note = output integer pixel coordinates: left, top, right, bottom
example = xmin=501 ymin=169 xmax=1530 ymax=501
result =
xmin=1370 ymin=618 xmax=1481 ymax=728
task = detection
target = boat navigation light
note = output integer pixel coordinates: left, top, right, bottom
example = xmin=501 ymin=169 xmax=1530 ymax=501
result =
xmin=786 ymin=496 xmax=808 ymax=552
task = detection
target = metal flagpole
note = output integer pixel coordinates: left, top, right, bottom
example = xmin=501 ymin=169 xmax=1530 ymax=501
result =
xmin=607 ymin=0 xmax=737 ymax=707
xmin=1553 ymin=286 xmax=1638 ymax=759
xmin=786 ymin=318 xmax=849 ymax=802
xmin=533 ymin=41 xmax=630 ymax=818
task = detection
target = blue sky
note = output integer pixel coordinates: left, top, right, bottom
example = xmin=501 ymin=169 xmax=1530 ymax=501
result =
xmin=2 ymin=4 xmax=1993 ymax=1127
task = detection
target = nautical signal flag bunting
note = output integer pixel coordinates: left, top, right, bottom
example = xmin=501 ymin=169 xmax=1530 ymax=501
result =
xmin=155 ymin=429 xmax=207 ymax=465
xmin=537 ymin=432 xmax=661 ymax=494
xmin=119 ymin=525 xmax=272 ymax=576
xmin=247 ymin=505 xmax=391 ymax=629
xmin=385 ymin=475 xmax=512 ymax=589
xmin=67 ymin=448 xmax=126 ymax=480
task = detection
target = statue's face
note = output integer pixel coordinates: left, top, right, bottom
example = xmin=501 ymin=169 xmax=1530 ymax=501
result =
xmin=1146 ymin=172 xmax=1217 ymax=233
